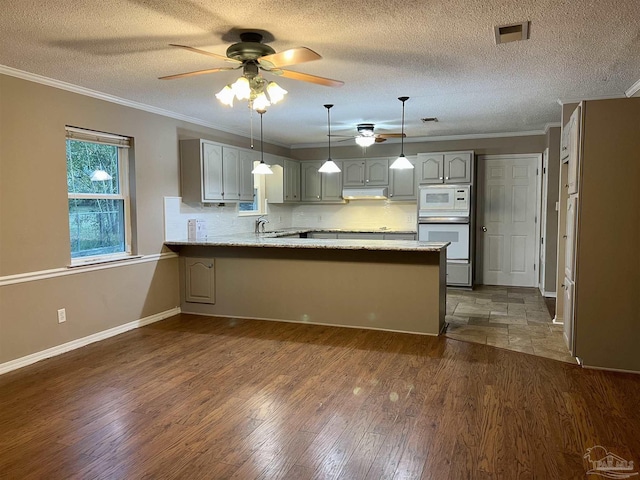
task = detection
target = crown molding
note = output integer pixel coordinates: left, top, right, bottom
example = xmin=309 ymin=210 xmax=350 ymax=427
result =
xmin=556 ymin=93 xmax=626 ymax=105
xmin=0 ymin=65 xmax=290 ymax=149
xmin=291 ymin=129 xmax=549 ymax=149
xmin=544 ymin=122 xmax=561 ymax=133
xmin=625 ymin=77 xmax=640 ymax=98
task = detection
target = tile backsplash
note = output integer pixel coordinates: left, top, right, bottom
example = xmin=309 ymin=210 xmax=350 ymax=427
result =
xmin=164 ymin=197 xmax=417 ymax=241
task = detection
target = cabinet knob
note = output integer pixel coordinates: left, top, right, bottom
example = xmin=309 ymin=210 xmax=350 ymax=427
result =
xmin=445 ymin=176 xmax=449 ymax=180
xmin=439 ymin=177 xmax=443 ymax=180
xmin=366 ymin=179 xmax=369 ymax=183
xmin=317 ymin=196 xmax=320 ymax=199
xmin=481 ymin=226 xmax=488 ymax=232
xmin=390 ymin=194 xmax=393 ymax=197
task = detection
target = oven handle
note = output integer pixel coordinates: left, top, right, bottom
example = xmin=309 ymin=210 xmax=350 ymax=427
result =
xmin=418 ymin=216 xmax=470 ymax=224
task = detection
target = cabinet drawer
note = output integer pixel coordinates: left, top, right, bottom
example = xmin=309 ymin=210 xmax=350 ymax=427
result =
xmin=447 ymin=263 xmax=471 ymax=286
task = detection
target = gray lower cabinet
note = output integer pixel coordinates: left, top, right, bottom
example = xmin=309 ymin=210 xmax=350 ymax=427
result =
xmin=184 ymin=257 xmax=215 ymax=304
xmin=447 ymin=263 xmax=471 ymax=286
xmin=337 ymin=232 xmax=382 ymax=239
xmin=383 ymin=233 xmax=416 ymax=240
xmin=300 ymin=161 xmax=344 ymax=202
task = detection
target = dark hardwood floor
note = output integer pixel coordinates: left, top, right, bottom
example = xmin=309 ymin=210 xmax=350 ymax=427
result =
xmin=1 ymin=314 xmax=639 ymax=479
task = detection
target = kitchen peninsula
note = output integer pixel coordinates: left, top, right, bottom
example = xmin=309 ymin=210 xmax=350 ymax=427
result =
xmin=166 ymin=231 xmax=448 ymax=335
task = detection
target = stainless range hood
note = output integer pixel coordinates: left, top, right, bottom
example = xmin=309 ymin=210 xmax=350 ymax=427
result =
xmin=342 ymin=187 xmax=388 ymax=200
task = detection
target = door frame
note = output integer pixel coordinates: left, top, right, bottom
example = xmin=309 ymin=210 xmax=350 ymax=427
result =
xmin=476 ymin=153 xmax=543 ymax=287
xmin=539 ymin=148 xmax=549 ymax=295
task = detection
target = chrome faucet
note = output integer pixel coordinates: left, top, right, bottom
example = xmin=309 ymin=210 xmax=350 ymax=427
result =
xmin=255 ymin=215 xmax=269 ymax=234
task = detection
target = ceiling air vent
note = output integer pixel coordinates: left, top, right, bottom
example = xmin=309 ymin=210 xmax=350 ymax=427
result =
xmin=494 ymin=21 xmax=530 ymax=44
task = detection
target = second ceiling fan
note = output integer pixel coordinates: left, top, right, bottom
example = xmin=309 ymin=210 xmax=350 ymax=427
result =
xmin=331 ymin=123 xmax=406 ymax=147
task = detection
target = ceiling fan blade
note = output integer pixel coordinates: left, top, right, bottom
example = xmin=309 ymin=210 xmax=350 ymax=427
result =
xmin=259 ymin=47 xmax=322 ymax=68
xmin=169 ymin=44 xmax=240 ymax=63
xmin=377 ymin=133 xmax=406 ymax=138
xmin=277 ymin=69 xmax=344 ymax=87
xmin=328 ymin=134 xmax=356 ymax=138
xmin=158 ymin=67 xmax=237 ymax=80
xmin=375 ymin=137 xmax=388 ymax=143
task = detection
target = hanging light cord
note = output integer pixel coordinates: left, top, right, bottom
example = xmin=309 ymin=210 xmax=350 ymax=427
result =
xmin=260 ymin=110 xmax=264 ymax=163
xmin=325 ymin=104 xmax=333 ymax=160
xmin=399 ymin=96 xmax=409 ymax=156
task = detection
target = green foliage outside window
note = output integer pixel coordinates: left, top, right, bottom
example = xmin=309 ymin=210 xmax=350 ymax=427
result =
xmin=66 ymin=140 xmax=125 ymax=258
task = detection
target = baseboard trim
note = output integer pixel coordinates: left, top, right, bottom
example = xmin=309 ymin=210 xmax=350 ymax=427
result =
xmin=544 ymin=291 xmax=557 ymax=298
xmin=581 ymin=363 xmax=640 ymax=375
xmin=0 ymin=307 xmax=181 ymax=375
xmin=180 ymin=309 xmax=440 ymax=337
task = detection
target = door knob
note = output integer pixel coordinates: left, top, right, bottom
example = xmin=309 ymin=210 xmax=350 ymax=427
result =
xmin=482 ymin=226 xmax=488 ymax=232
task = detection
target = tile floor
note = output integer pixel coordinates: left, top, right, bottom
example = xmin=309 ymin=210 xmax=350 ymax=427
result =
xmin=445 ymin=285 xmax=577 ymax=364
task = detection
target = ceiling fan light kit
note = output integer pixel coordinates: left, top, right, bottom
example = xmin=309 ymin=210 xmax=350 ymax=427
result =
xmin=319 ymin=104 xmax=341 ymax=174
xmin=355 ymin=135 xmax=376 ymax=147
xmin=163 ymin=31 xmax=342 ymax=111
xmin=390 ymin=96 xmax=414 ymax=170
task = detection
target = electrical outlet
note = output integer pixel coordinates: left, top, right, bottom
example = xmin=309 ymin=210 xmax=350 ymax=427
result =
xmin=57 ymin=308 xmax=66 ymax=323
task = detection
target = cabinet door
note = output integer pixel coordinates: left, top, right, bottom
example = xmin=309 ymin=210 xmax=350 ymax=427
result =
xmin=337 ymin=233 xmax=383 ymax=239
xmin=565 ymin=196 xmax=577 ymax=280
xmin=342 ymin=160 xmax=365 ymax=186
xmin=222 ymin=147 xmax=239 ymax=200
xmin=184 ymin=257 xmax=215 ymax=304
xmin=202 ymin=142 xmax=223 ymax=201
xmin=238 ymin=149 xmax=255 ymax=201
xmin=284 ymin=159 xmax=300 ymax=202
xmin=389 ymin=156 xmax=416 ymax=200
xmin=321 ymin=161 xmax=343 ymax=201
xmin=301 ymin=161 xmax=322 ymax=202
xmin=366 ymin=158 xmax=389 ymax=186
xmin=416 ymin=153 xmax=444 ymax=184
xmin=567 ymin=106 xmax=581 ymax=195
xmin=444 ymin=153 xmax=472 ymax=183
xmin=383 ymin=233 xmax=416 ymax=240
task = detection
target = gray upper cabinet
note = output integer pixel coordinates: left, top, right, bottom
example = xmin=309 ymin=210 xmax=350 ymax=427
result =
xmin=300 ymin=161 xmax=344 ymax=203
xmin=301 ymin=161 xmax=322 ymax=202
xmin=417 ymin=151 xmax=473 ymax=184
xmin=180 ymin=138 xmax=254 ymax=203
xmin=389 ymin=155 xmax=417 ymax=201
xmin=416 ymin=153 xmax=444 ymax=184
xmin=444 ymin=152 xmax=472 ymax=183
xmin=264 ymin=157 xmax=300 ymax=204
xmin=342 ymin=159 xmax=389 ymax=186
xmin=284 ymin=159 xmax=300 ymax=202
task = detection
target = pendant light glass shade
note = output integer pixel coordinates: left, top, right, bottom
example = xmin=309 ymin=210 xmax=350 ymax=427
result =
xmin=389 ymin=96 xmax=414 ymax=170
xmin=215 ymin=85 xmax=235 ymax=106
xmin=251 ymin=109 xmax=273 ymax=175
xmin=319 ymin=104 xmax=341 ymax=173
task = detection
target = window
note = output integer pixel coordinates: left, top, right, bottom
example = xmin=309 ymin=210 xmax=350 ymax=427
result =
xmin=66 ymin=127 xmax=132 ymax=264
xmin=238 ymin=161 xmax=267 ymax=216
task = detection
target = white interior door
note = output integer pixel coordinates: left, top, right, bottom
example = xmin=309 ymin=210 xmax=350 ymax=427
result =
xmin=477 ymin=154 xmax=540 ymax=286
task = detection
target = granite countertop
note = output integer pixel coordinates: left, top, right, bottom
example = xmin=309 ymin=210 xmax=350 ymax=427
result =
xmin=165 ymin=228 xmax=448 ymax=252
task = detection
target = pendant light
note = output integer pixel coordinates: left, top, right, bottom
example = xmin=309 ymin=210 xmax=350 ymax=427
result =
xmin=318 ymin=104 xmax=341 ymax=173
xmin=389 ymin=96 xmax=414 ymax=170
xmin=251 ymin=108 xmax=273 ymax=175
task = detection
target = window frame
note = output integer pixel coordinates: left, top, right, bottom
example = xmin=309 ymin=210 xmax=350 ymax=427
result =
xmin=66 ymin=127 xmax=133 ymax=266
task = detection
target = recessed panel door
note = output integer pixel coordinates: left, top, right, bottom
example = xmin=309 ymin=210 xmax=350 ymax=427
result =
xmin=477 ymin=155 xmax=539 ymax=286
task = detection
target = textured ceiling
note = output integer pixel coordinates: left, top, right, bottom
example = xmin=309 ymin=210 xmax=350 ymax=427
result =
xmin=1 ymin=0 xmax=639 ymax=147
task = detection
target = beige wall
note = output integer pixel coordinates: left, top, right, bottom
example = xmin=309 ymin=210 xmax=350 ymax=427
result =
xmin=0 ymin=74 xmax=258 ymax=365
